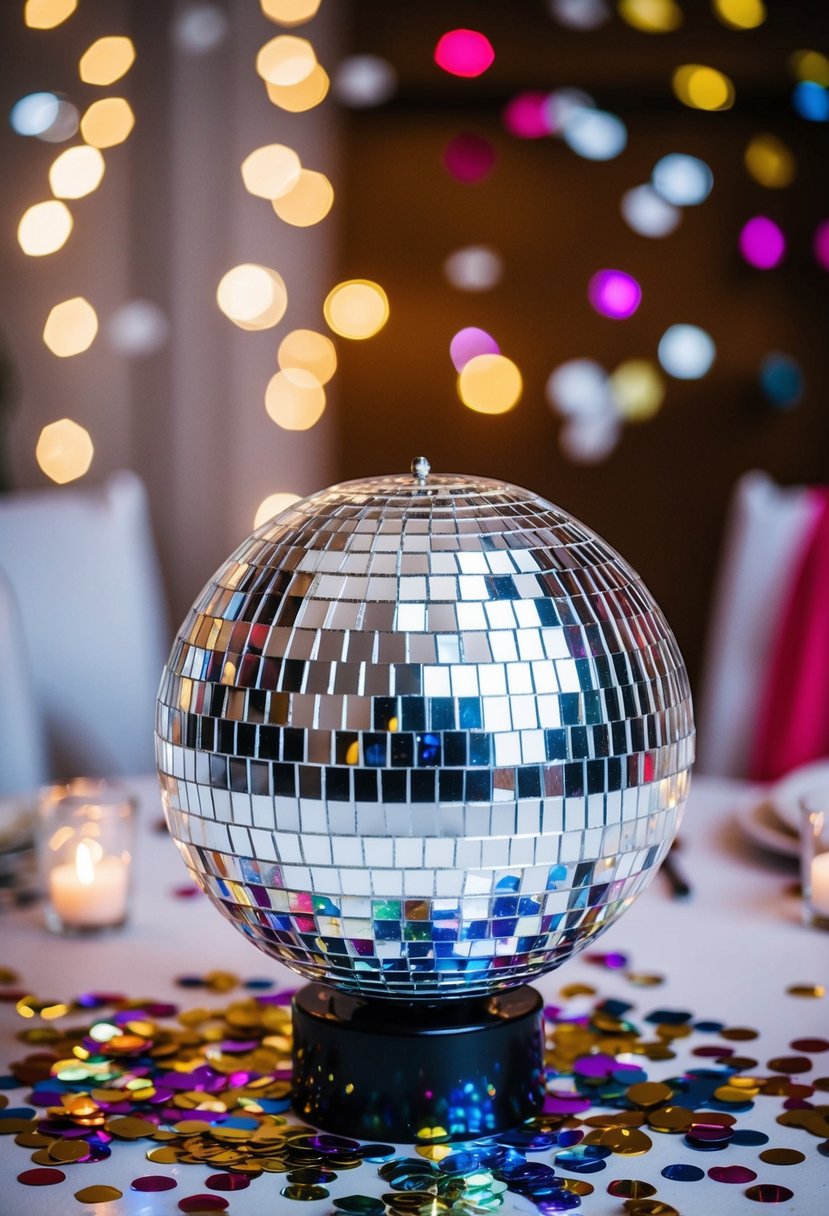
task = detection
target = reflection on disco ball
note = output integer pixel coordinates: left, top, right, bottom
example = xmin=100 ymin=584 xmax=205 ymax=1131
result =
xmin=156 ymin=465 xmax=694 ymax=1000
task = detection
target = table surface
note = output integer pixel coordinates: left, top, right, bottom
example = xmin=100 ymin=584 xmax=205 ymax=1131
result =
xmin=1 ymin=774 xmax=827 ymax=1215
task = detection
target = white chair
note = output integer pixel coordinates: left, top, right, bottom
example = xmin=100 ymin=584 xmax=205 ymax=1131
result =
xmin=0 ymin=471 xmax=170 ymax=783
xmin=695 ymin=470 xmax=818 ymax=778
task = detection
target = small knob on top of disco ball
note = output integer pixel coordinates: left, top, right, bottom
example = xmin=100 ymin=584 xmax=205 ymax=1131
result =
xmin=411 ymin=456 xmax=431 ymax=484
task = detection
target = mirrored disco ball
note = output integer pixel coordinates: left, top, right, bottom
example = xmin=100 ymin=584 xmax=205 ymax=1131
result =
xmin=156 ymin=462 xmax=694 ymax=1000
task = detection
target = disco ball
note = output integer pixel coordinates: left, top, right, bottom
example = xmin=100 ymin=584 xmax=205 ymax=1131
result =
xmin=156 ymin=461 xmax=694 ymax=1001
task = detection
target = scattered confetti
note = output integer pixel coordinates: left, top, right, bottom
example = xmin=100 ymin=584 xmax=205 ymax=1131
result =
xmin=74 ymin=1185 xmax=124 ymax=1203
xmin=17 ymin=1167 xmax=66 ymax=1185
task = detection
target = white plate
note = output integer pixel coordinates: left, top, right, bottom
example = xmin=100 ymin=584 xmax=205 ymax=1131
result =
xmin=735 ymin=799 xmax=800 ymax=859
xmin=767 ymin=759 xmax=829 ymax=833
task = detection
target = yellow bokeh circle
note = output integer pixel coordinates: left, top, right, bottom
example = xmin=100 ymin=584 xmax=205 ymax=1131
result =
xmin=458 ymin=354 xmax=523 ymax=415
xmin=673 ymin=64 xmax=735 ymax=111
xmin=278 ymin=329 xmax=337 ymax=384
xmin=256 ymin=35 xmax=316 ymax=86
xmin=80 ymin=98 xmax=135 ymax=147
xmin=216 ymin=264 xmax=287 ymax=330
xmin=323 ymin=280 xmax=389 ymax=340
xmin=43 ymin=297 xmax=99 ymax=358
xmin=48 ymin=145 xmax=106 ymax=199
xmin=36 ymin=418 xmax=94 ymax=484
xmin=265 ymin=368 xmax=326 ymax=430
xmin=79 ymin=36 xmax=136 ymax=86
xmin=271 ymin=169 xmax=334 ymax=226
xmin=254 ymin=491 xmax=302 ymax=529
xmin=266 ymin=65 xmax=330 ymax=112
xmin=241 ymin=143 xmax=302 ymax=199
xmin=17 ymin=200 xmax=73 ymax=256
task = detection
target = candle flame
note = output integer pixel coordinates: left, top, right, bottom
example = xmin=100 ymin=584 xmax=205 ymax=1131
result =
xmin=75 ymin=840 xmax=95 ymax=886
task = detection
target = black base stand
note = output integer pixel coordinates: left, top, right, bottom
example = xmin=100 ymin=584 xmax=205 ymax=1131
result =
xmin=291 ymin=983 xmax=545 ymax=1142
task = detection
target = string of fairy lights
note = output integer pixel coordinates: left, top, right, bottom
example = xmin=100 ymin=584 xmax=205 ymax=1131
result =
xmin=11 ymin=0 xmax=829 ymax=493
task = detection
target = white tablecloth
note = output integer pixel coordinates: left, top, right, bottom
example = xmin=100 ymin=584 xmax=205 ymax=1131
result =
xmin=1 ymin=775 xmax=827 ymax=1214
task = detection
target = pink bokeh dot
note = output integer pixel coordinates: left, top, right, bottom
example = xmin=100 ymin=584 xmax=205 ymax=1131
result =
xmin=434 ymin=29 xmax=495 ymax=78
xmin=503 ymin=92 xmax=551 ymax=139
xmin=443 ymin=133 xmax=496 ymax=183
xmin=588 ymin=269 xmax=642 ymax=319
xmin=813 ymin=219 xmax=829 ymax=270
xmin=450 ymin=327 xmax=500 ymax=371
xmin=739 ymin=216 xmax=786 ymax=269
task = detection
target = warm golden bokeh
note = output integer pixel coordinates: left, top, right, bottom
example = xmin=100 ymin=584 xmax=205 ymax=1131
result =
xmin=80 ymin=98 xmax=135 ymax=148
xmin=79 ymin=36 xmax=136 ymax=86
xmin=216 ymin=264 xmax=288 ymax=331
xmin=744 ymin=134 xmax=796 ymax=188
xmin=271 ymin=168 xmax=334 ymax=226
xmin=617 ymin=0 xmax=683 ymax=33
xmin=323 ymin=280 xmax=389 ymax=340
xmin=278 ymin=329 xmax=337 ymax=384
xmin=610 ymin=359 xmax=665 ymax=421
xmin=36 ymin=419 xmax=94 ymax=484
xmin=673 ymin=64 xmax=735 ymax=111
xmin=265 ymin=64 xmax=330 ymax=112
xmin=48 ymin=145 xmax=106 ymax=199
xmin=24 ymin=0 xmax=77 ymax=30
xmin=17 ymin=200 xmax=73 ymax=256
xmin=458 ymin=354 xmax=523 ymax=415
xmin=256 ymin=35 xmax=316 ymax=87
xmin=712 ymin=0 xmax=766 ymax=30
xmin=241 ymin=143 xmax=302 ymax=199
xmin=260 ymin=0 xmax=322 ymax=27
xmin=43 ymin=297 xmax=99 ymax=358
xmin=265 ymin=368 xmax=326 ymax=430
xmin=789 ymin=49 xmax=829 ymax=86
xmin=253 ymin=491 xmax=302 ymax=529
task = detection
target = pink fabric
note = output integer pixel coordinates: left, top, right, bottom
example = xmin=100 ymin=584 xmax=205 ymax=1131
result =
xmin=749 ymin=487 xmax=829 ymax=781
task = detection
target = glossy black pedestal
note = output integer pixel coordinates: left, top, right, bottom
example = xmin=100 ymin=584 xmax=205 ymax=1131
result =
xmin=291 ymin=983 xmax=545 ymax=1142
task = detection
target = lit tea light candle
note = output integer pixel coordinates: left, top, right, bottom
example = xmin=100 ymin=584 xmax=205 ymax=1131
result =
xmin=49 ymin=839 xmax=129 ymax=928
xmin=810 ymin=853 xmax=829 ymax=917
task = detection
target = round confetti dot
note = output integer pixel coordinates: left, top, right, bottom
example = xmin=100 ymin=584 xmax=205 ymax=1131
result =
xmin=75 ymin=1186 xmax=124 ymax=1204
xmin=281 ymin=1183 xmax=331 ymax=1200
xmin=767 ymin=1056 xmax=812 ymax=1073
xmin=205 ymin=1172 xmax=251 ymax=1190
xmin=661 ymin=1163 xmax=704 ymax=1181
xmin=787 ymin=984 xmax=825 ymax=998
xmin=132 ymin=1176 xmax=178 ymax=1191
xmin=17 ymin=1167 xmax=66 ymax=1185
xmin=730 ymin=1129 xmax=770 ymax=1146
xmin=627 ymin=1082 xmax=674 ymax=1107
xmin=745 ymin=1184 xmax=795 ymax=1203
xmin=333 ymin=1199 xmax=386 ymax=1214
xmin=709 ymin=1165 xmax=758 ymax=1184
xmin=620 ymin=1202 xmax=678 ymax=1216
xmin=759 ymin=1148 xmax=805 ymax=1165
xmin=179 ymin=1198 xmax=229 ymax=1213
xmin=608 ymin=1179 xmax=657 ymax=1198
xmin=791 ymin=1037 xmax=829 ymax=1052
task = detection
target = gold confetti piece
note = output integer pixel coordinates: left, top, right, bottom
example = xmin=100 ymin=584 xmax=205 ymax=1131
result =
xmin=760 ymin=1147 xmax=806 ymax=1165
xmin=646 ymin=1105 xmax=694 ymax=1133
xmin=583 ymin=1126 xmax=653 ymax=1155
xmin=585 ymin=1111 xmax=646 ymax=1129
xmin=562 ymin=1179 xmax=594 ymax=1195
xmin=623 ymin=1202 xmax=678 ymax=1216
xmin=713 ymin=1084 xmax=757 ymax=1102
xmin=787 ymin=983 xmax=825 ymax=998
xmin=105 ymin=1116 xmax=159 ymax=1139
xmin=30 ymin=1148 xmax=56 ymax=1165
xmin=416 ymin=1144 xmax=453 ymax=1161
xmin=626 ymin=1081 xmax=674 ymax=1107
xmin=15 ymin=1131 xmax=54 ymax=1148
xmin=48 ymin=1140 xmax=87 ymax=1162
xmin=260 ymin=1158 xmax=289 ymax=1171
xmin=720 ymin=1026 xmax=759 ymax=1041
xmin=609 ymin=1179 xmax=657 ymax=1199
xmin=146 ymin=1146 xmax=179 ymax=1163
xmin=74 ymin=1185 xmax=123 ymax=1203
xmin=0 ymin=1119 xmax=38 ymax=1135
xmin=625 ymin=972 xmax=664 ymax=987
xmin=559 ymin=983 xmax=596 ymax=998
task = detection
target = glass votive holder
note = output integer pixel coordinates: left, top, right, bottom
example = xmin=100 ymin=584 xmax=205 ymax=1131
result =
xmin=37 ymin=779 xmax=136 ymax=935
xmin=799 ymin=786 xmax=829 ymax=932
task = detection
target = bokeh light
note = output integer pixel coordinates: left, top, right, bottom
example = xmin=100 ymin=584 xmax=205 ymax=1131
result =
xmin=610 ymin=359 xmax=665 ymax=421
xmin=617 ymin=0 xmax=682 ymax=33
xmin=759 ymin=353 xmax=804 ymax=408
xmin=545 ymin=359 xmax=611 ymax=418
xmin=673 ymin=64 xmax=735 ymax=111
xmin=80 ymin=98 xmax=135 ymax=148
xmin=443 ymin=245 xmax=503 ymax=291
xmin=324 ymin=280 xmax=389 ymax=339
xmin=79 ymin=36 xmax=136 ymax=85
xmin=171 ymin=4 xmax=229 ymax=54
xmin=813 ymin=219 xmax=829 ymax=270
xmin=658 ymin=324 xmax=716 ymax=379
xmin=254 ymin=491 xmax=302 ymax=529
xmin=216 ymin=264 xmax=288 ymax=330
xmin=37 ymin=99 xmax=79 ymax=143
xmin=24 ymin=0 xmax=76 ymax=29
xmin=43 ymin=297 xmax=98 ymax=357
xmin=265 ymin=368 xmax=326 ymax=430
xmin=10 ymin=92 xmax=60 ymax=136
xmin=559 ymin=413 xmax=621 ymax=463
xmin=651 ymin=153 xmax=713 ymax=205
xmin=744 ymin=134 xmax=795 ymax=188
xmin=621 ymin=184 xmax=681 ymax=237
xmin=260 ymin=0 xmax=321 ymax=25
xmin=790 ymin=50 xmax=829 ymax=87
xmin=107 ymin=300 xmax=169 ymax=355
xmin=449 ymin=327 xmax=499 ymax=372
xmin=712 ymin=0 xmax=766 ymax=29
xmin=503 ymin=93 xmax=550 ymax=139
xmin=278 ymin=329 xmax=337 ymax=383
xmin=17 ymin=200 xmax=73 ymax=256
xmin=266 ymin=64 xmax=329 ymax=111
xmin=588 ymin=269 xmax=641 ymax=319
xmin=434 ymin=29 xmax=495 ymax=78
xmin=48 ymin=145 xmax=105 ymax=199
xmin=548 ymin=0 xmax=612 ymax=31
xmin=739 ymin=215 xmax=786 ymax=269
xmin=271 ymin=168 xmax=333 ymax=225
xmin=241 ymin=143 xmax=302 ymax=199
xmin=544 ymin=88 xmax=595 ymax=134
xmin=36 ymin=419 xmax=93 ymax=484
xmin=458 ymin=354 xmax=522 ymax=414
xmin=256 ymin=35 xmax=316 ymax=86
xmin=563 ymin=108 xmax=627 ymax=159
xmin=793 ymin=81 xmax=829 ymax=122
xmin=443 ymin=133 xmax=496 ymax=183
xmin=332 ymin=55 xmax=397 ymax=107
